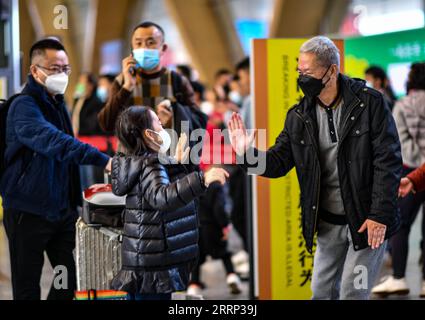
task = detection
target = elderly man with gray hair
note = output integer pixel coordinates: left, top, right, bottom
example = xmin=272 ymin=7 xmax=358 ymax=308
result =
xmin=228 ymin=36 xmax=402 ymax=299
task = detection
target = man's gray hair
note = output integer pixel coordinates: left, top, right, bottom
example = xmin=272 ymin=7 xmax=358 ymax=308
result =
xmin=300 ymin=36 xmax=340 ymax=68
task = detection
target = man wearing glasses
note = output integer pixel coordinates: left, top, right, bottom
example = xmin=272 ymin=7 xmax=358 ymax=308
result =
xmin=98 ymin=21 xmax=207 ymax=160
xmin=228 ymin=36 xmax=402 ymax=299
xmin=0 ymin=38 xmax=112 ymax=300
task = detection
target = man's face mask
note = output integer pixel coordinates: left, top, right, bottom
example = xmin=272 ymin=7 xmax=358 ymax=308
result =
xmin=133 ymin=48 xmax=161 ymax=71
xmin=38 ymin=67 xmax=69 ymax=96
xmin=297 ymin=65 xmax=332 ymax=99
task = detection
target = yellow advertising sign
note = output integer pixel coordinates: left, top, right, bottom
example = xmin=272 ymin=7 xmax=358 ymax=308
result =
xmin=252 ymin=38 xmax=344 ymax=300
xmin=268 ymin=39 xmax=315 ymax=300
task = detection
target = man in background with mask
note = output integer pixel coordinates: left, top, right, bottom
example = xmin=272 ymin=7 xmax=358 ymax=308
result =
xmin=235 ymin=57 xmax=252 ymax=130
xmin=96 ymin=74 xmax=116 ymax=104
xmin=228 ymin=36 xmax=402 ymax=299
xmin=0 ymin=38 xmax=112 ymax=300
xmin=98 ymin=21 xmax=207 ymax=158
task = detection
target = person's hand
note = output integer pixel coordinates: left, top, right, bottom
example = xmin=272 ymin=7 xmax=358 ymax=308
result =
xmin=105 ymin=158 xmax=112 ymax=173
xmin=122 ymin=55 xmax=137 ymax=91
xmin=174 ymin=133 xmax=190 ymax=164
xmin=157 ymin=100 xmax=173 ymax=128
xmin=204 ymin=167 xmax=229 ymax=187
xmin=358 ymin=219 xmax=387 ymax=250
xmin=227 ymin=112 xmax=256 ymax=156
xmin=399 ymin=177 xmax=415 ymax=197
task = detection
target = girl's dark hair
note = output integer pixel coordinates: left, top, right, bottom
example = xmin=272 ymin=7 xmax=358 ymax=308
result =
xmin=115 ymin=106 xmax=154 ymax=155
xmin=407 ymin=62 xmax=425 ymax=92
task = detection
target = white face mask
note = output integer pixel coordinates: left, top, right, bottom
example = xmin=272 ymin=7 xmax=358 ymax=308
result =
xmin=200 ymin=101 xmax=213 ymax=115
xmin=38 ymin=68 xmax=69 ymax=95
xmin=148 ymin=129 xmax=171 ymax=154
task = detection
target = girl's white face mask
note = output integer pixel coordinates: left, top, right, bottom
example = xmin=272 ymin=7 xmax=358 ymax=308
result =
xmin=148 ymin=129 xmax=171 ymax=154
xmin=38 ymin=68 xmax=69 ymax=95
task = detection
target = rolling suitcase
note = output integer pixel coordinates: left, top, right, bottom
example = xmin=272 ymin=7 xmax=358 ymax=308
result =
xmin=75 ymin=218 xmax=123 ymax=291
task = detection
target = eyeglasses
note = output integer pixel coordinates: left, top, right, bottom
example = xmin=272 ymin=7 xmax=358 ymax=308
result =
xmin=37 ymin=64 xmax=72 ymax=76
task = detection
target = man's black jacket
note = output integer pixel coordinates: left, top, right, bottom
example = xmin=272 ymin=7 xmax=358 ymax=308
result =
xmin=244 ymin=74 xmax=402 ymax=253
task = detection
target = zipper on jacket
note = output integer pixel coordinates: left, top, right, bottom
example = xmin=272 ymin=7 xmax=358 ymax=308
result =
xmin=295 ymin=109 xmax=321 ymax=249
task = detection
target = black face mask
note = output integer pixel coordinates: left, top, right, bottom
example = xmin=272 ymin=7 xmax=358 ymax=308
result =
xmin=297 ymin=65 xmax=332 ymax=98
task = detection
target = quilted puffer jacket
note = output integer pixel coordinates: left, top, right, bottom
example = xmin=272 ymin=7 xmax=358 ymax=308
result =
xmin=110 ymin=152 xmax=206 ymax=294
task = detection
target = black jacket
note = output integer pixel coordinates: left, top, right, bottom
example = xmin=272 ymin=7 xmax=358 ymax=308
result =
xmin=110 ymin=152 xmax=206 ymax=293
xmin=243 ymin=74 xmax=402 ymax=253
xmin=112 ymin=152 xmax=206 ymax=269
xmin=75 ymin=93 xmax=106 ymax=136
xmin=0 ymin=75 xmax=108 ymax=220
xmin=198 ymin=182 xmax=232 ymax=259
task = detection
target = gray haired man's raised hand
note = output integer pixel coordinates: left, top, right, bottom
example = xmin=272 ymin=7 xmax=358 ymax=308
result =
xmin=227 ymin=112 xmax=256 ymax=156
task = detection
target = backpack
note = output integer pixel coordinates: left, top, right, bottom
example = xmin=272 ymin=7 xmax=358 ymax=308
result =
xmin=0 ymin=93 xmax=46 ymax=180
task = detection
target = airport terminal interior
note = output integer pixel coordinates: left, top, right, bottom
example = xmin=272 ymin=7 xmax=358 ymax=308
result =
xmin=1 ymin=0 xmax=425 ymax=301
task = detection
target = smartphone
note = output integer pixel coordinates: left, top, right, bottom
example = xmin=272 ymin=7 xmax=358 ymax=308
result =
xmin=129 ymin=50 xmax=137 ymax=77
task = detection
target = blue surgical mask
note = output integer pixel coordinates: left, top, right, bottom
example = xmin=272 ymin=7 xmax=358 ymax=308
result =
xmin=96 ymin=87 xmax=108 ymax=103
xmin=133 ymin=48 xmax=160 ymax=71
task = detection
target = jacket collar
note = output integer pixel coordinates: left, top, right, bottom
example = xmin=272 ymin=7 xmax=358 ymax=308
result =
xmin=22 ymin=75 xmax=73 ymax=136
xmin=22 ymin=74 xmax=65 ymax=108
xmin=297 ymin=74 xmax=365 ymax=119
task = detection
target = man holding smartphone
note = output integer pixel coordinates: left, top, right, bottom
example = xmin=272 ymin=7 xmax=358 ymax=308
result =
xmin=98 ymin=21 xmax=207 ymax=154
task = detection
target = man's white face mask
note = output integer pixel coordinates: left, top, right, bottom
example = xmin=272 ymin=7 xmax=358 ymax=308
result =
xmin=38 ymin=67 xmax=69 ymax=95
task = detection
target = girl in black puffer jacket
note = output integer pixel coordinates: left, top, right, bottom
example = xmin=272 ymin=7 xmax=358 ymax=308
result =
xmin=111 ymin=106 xmax=228 ymax=300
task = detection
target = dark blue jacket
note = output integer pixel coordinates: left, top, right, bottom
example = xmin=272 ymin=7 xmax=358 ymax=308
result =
xmin=0 ymin=75 xmax=109 ymax=221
